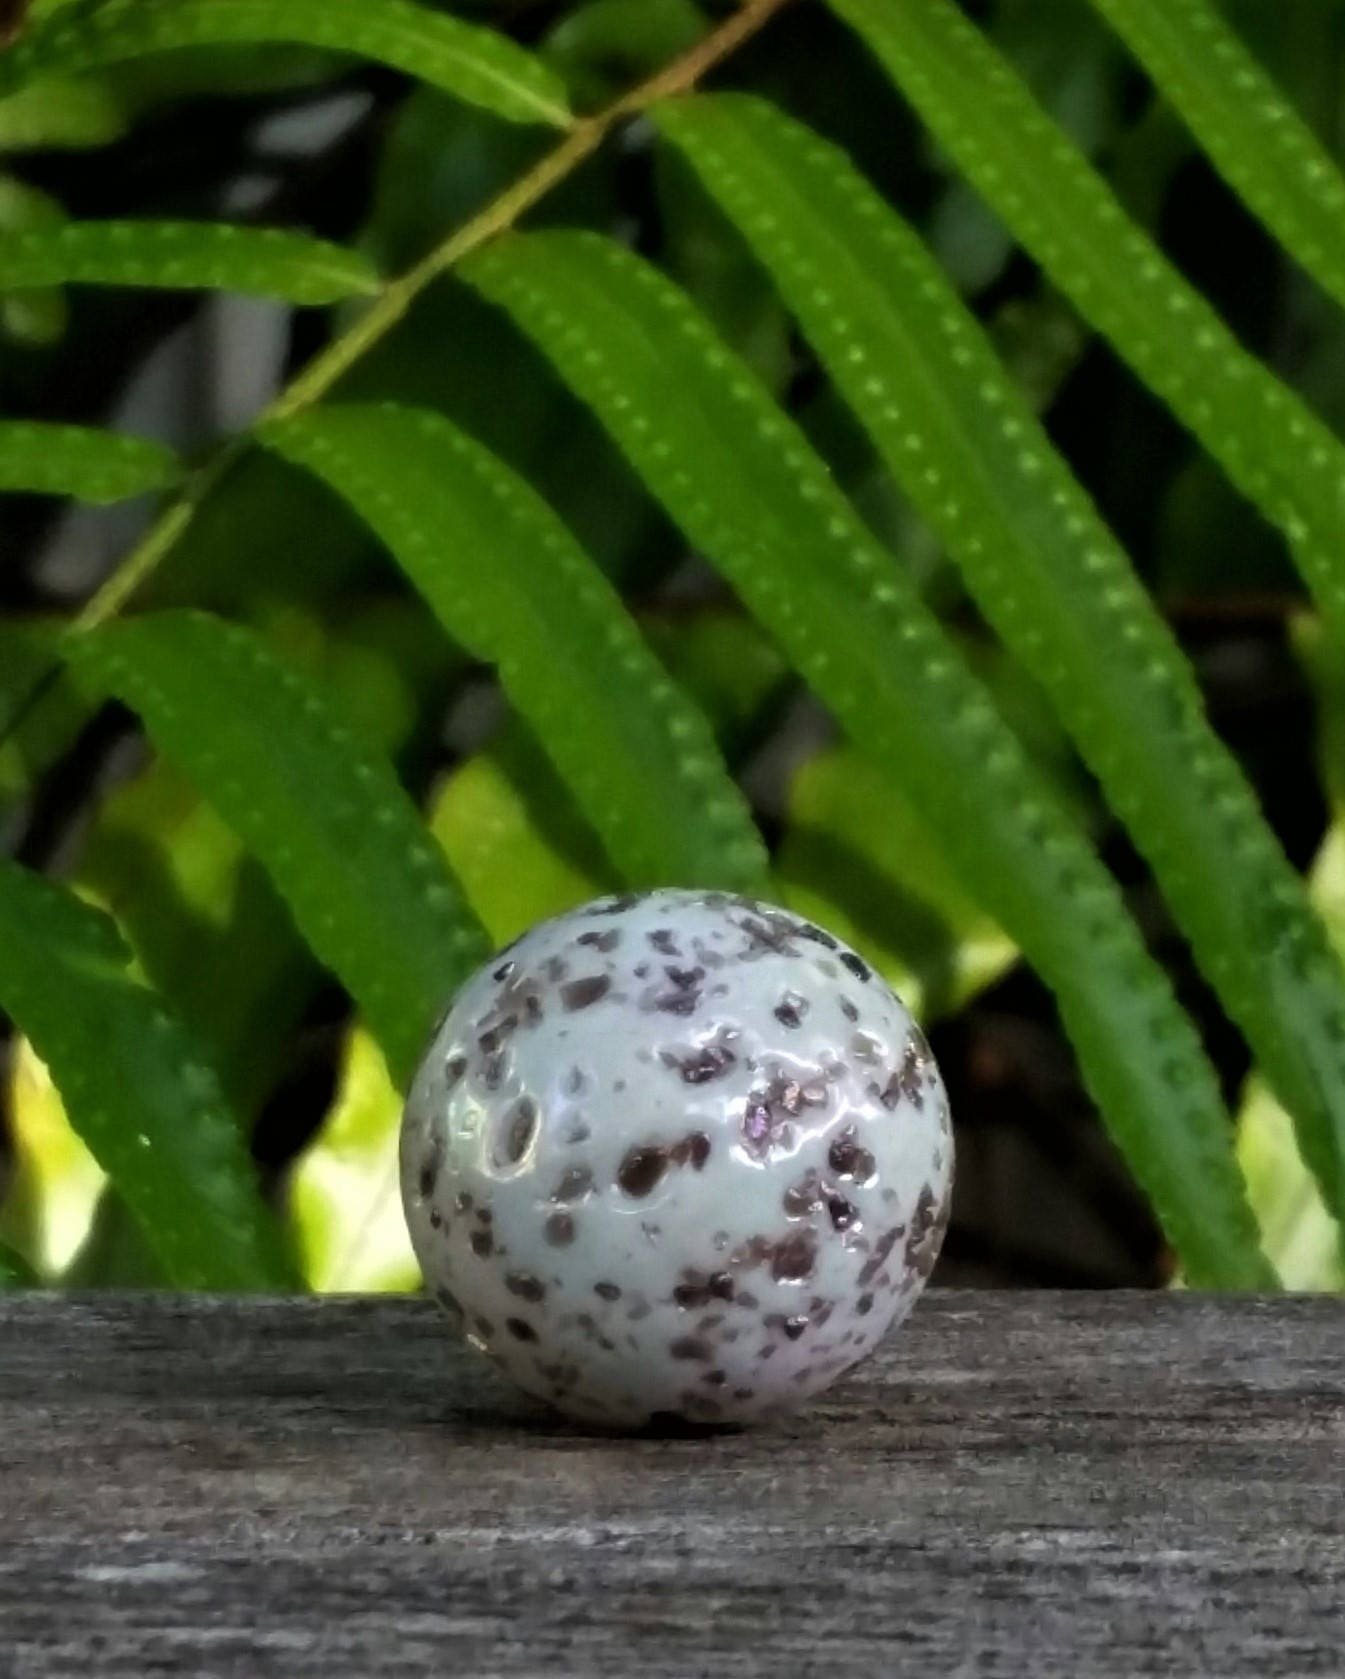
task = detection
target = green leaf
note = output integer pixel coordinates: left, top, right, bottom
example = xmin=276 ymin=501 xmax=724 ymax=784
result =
xmin=262 ymin=403 xmax=769 ymax=896
xmin=778 ymin=745 xmax=1017 ymax=1024
xmin=0 ymin=1236 xmax=36 ymax=1287
xmin=1237 ymin=822 xmax=1345 ymax=1290
xmin=1089 ymin=0 xmax=1345 ymax=318
xmin=826 ymin=0 xmax=1345 ymax=647
xmin=69 ymin=610 xmax=490 ymax=1087
xmin=0 ymin=420 xmax=179 ymax=501
xmin=464 ymin=229 xmax=1274 ymax=1290
xmin=431 ymin=724 xmax=615 ymax=947
xmin=0 ymin=173 xmax=66 ymax=343
xmin=658 ymin=92 xmax=1345 ymax=1228
xmin=0 ymin=1036 xmax=107 ymax=1280
xmin=0 ymin=76 xmax=124 ymax=149
xmin=0 ymin=219 xmax=379 ymax=302
xmin=0 ymin=856 xmax=292 ymax=1288
xmin=289 ymin=1026 xmax=418 ymax=1293
xmin=2 ymin=0 xmax=571 ymax=128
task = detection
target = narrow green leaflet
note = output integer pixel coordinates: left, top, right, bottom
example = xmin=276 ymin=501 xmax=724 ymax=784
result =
xmin=0 ymin=220 xmax=378 ymax=302
xmin=0 ymin=173 xmax=65 ymax=344
xmin=0 ymin=1237 xmax=35 ymax=1287
xmin=827 ymin=0 xmax=1345 ymax=647
xmin=1 ymin=0 xmax=571 ymax=128
xmin=465 ymin=230 xmax=1274 ymax=1289
xmin=69 ymin=611 xmax=489 ymax=1087
xmin=0 ymin=857 xmax=292 ymax=1288
xmin=0 ymin=77 xmax=125 ymax=150
xmin=659 ymin=93 xmax=1345 ymax=1225
xmin=262 ymin=404 xmax=769 ymax=895
xmin=1090 ymin=0 xmax=1345 ymax=316
xmin=0 ymin=421 xmax=179 ymax=501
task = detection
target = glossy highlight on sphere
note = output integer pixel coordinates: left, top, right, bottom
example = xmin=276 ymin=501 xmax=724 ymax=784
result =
xmin=400 ymin=889 xmax=953 ymax=1426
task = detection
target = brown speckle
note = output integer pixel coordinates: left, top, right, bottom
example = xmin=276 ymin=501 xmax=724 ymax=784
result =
xmin=665 ymin=1044 xmax=735 ymax=1084
xmin=856 ymin=1292 xmax=875 ymax=1315
xmin=905 ymin=1182 xmax=949 ymax=1278
xmin=648 ymin=928 xmax=680 ymax=956
xmin=502 ymin=1096 xmax=538 ymax=1164
xmin=506 ymin=1317 xmax=538 ymax=1342
xmin=798 ymin=922 xmax=838 ymax=951
xmin=859 ymin=1225 xmax=904 ymax=1287
xmin=670 ymin=1131 xmax=712 ymax=1169
xmin=670 ymin=1336 xmax=713 ymax=1361
xmin=506 ymin=1271 xmax=545 ymax=1303
xmin=783 ymin=1315 xmax=809 ymax=1340
xmin=589 ymin=893 xmax=639 ymax=915
xmin=827 ymin=1194 xmax=859 ymax=1232
xmin=839 ymin=997 xmax=859 ymax=1023
xmin=493 ymin=960 xmax=516 ymax=983
xmin=444 ymin=1053 xmax=467 ymax=1089
xmin=839 ymin=950 xmax=871 ymax=983
xmin=455 ymin=1191 xmax=474 ymax=1214
xmin=561 ymin=975 xmax=611 ymax=1011
xmin=469 ymin=1228 xmax=494 ymax=1259
xmin=481 ymin=1050 xmax=506 ymax=1090
xmin=829 ymin=1129 xmax=877 ymax=1183
xmin=772 ymin=1232 xmax=817 ymax=1283
xmin=552 ymin=1165 xmax=594 ymax=1202
xmin=473 ymin=1315 xmax=495 ymax=1340
xmin=417 ymin=1131 xmax=443 ymax=1201
xmin=774 ymin=991 xmax=809 ymax=1029
xmin=594 ymin=1281 xmax=622 ymax=1301
xmin=578 ymin=928 xmax=621 ymax=952
xmin=783 ymin=1170 xmax=822 ymax=1219
xmin=617 ymin=1145 xmax=668 ymax=1198
xmin=545 ymin=1211 xmax=576 ymax=1246
xmin=564 ymin=1066 xmax=586 ymax=1096
xmin=702 ymin=1369 xmax=728 ymax=1387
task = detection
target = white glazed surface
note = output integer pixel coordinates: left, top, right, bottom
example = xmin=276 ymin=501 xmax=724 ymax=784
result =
xmin=401 ymin=889 xmax=953 ymax=1426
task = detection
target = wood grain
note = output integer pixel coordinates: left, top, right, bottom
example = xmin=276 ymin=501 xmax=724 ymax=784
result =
xmin=2 ymin=1292 xmax=1342 ymax=1676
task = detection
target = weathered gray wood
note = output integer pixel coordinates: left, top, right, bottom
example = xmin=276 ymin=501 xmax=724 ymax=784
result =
xmin=1 ymin=1292 xmax=1342 ymax=1676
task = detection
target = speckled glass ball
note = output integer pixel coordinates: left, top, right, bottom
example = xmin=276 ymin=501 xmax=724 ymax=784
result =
xmin=401 ymin=889 xmax=953 ymax=1427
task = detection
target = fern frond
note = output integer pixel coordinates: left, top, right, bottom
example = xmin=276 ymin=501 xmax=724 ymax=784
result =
xmin=0 ymin=76 xmax=124 ymax=150
xmin=464 ymin=229 xmax=1275 ymax=1289
xmin=69 ymin=612 xmax=490 ymax=1087
xmin=0 ymin=856 xmax=293 ymax=1288
xmin=659 ymin=92 xmax=1345 ymax=1226
xmin=0 ymin=220 xmax=378 ymax=302
xmin=0 ymin=421 xmax=178 ymax=501
xmin=827 ymin=0 xmax=1345 ymax=645
xmin=1089 ymin=0 xmax=1345 ymax=317
xmin=1 ymin=0 xmax=572 ymax=128
xmin=261 ymin=403 xmax=769 ymax=895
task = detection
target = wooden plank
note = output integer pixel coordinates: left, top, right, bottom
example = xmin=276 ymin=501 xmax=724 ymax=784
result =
xmin=1 ymin=1292 xmax=1342 ymax=1675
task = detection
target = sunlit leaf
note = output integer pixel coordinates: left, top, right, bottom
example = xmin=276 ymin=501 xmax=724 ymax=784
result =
xmin=0 ymin=856 xmax=293 ymax=1288
xmin=289 ymin=1027 xmax=418 ymax=1294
